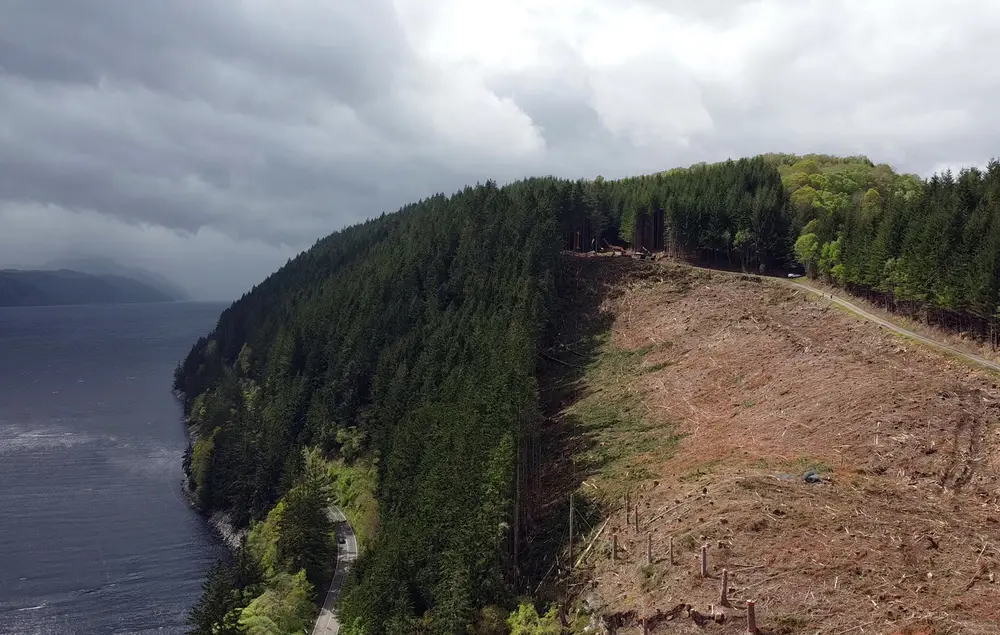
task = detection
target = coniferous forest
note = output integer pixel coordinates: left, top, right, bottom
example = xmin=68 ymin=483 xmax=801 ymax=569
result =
xmin=175 ymin=155 xmax=1000 ymax=634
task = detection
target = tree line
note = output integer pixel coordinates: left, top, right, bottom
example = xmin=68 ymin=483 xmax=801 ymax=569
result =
xmin=785 ymin=154 xmax=1000 ymax=346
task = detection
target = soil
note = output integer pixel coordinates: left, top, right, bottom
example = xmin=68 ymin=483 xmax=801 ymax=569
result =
xmin=543 ymin=254 xmax=1000 ymax=635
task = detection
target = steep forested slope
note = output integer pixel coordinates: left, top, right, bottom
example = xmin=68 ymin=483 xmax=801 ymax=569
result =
xmin=177 ymin=181 xmax=560 ymax=633
xmin=174 ymin=162 xmax=794 ymax=634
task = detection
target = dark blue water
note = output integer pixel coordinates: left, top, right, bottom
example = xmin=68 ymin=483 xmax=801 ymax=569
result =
xmin=0 ymin=302 xmax=229 ymax=634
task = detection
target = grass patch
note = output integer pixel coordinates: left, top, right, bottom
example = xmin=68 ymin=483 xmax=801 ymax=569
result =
xmin=639 ymin=564 xmax=663 ymax=592
xmin=642 ymin=360 xmax=676 ymax=374
xmin=567 ymin=337 xmax=683 ymax=487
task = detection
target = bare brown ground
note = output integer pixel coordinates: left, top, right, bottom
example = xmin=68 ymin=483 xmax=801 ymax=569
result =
xmin=561 ymin=256 xmax=1000 ymax=635
xmin=797 ymin=277 xmax=1000 ymax=368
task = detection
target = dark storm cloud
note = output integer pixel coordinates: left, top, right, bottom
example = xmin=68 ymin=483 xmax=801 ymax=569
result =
xmin=3 ymin=0 xmax=1000 ymax=298
xmin=0 ymin=0 xmax=429 ymax=247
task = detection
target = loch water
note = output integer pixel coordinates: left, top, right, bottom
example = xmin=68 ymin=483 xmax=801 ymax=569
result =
xmin=0 ymin=302 xmax=228 ymax=634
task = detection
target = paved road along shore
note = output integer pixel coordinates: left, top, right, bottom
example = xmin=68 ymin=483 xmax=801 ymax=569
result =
xmin=311 ymin=507 xmax=358 ymax=635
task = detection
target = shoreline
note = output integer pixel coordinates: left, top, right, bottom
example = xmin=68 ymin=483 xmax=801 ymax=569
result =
xmin=175 ymin=388 xmax=245 ymax=552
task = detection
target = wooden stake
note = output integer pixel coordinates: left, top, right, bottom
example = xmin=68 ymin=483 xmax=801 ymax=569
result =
xmin=612 ymin=533 xmax=618 ymax=564
xmin=625 ymin=491 xmax=630 ymax=522
xmin=701 ymin=544 xmax=709 ymax=578
xmin=746 ymin=599 xmax=758 ymax=634
xmin=568 ymin=493 xmax=574 ymax=568
xmin=669 ymin=536 xmax=674 ymax=565
xmin=634 ymin=506 xmax=639 ymax=532
xmin=646 ymin=532 xmax=652 ymax=566
xmin=719 ymin=568 xmax=730 ymax=607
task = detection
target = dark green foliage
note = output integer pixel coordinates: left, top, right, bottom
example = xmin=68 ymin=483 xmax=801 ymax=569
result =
xmin=188 ymin=544 xmax=264 ymax=635
xmin=276 ymin=463 xmax=335 ymax=592
xmin=602 ymin=157 xmax=793 ymax=270
xmin=188 ymin=561 xmax=236 ymax=635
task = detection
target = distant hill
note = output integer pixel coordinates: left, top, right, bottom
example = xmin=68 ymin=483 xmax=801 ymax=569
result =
xmin=0 ymin=269 xmax=176 ymax=307
xmin=42 ymin=256 xmax=190 ymax=301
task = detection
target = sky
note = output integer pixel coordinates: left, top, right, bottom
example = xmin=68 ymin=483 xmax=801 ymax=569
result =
xmin=2 ymin=0 xmax=999 ymax=300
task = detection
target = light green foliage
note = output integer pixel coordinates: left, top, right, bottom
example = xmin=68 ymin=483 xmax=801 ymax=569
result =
xmin=818 ymin=236 xmax=844 ymax=283
xmin=732 ymin=228 xmax=754 ymax=271
xmin=243 ymin=383 xmax=260 ymax=414
xmin=801 ymin=219 xmax=821 ymax=236
xmin=790 ymin=185 xmax=819 ymax=217
xmin=247 ymin=500 xmax=285 ymax=577
xmin=780 ymin=155 xmax=1000 ymax=348
xmin=321 ymin=457 xmax=378 ymax=546
xmin=791 ymin=158 xmax=820 ymax=175
xmin=891 ymin=173 xmax=923 ymax=202
xmin=794 ymin=233 xmax=821 ymax=277
xmin=190 ymin=432 xmax=216 ymax=507
xmin=860 ymin=187 xmax=882 ymax=218
xmin=507 ymin=603 xmax=561 ymax=635
xmin=238 ymin=570 xmax=315 ymax=635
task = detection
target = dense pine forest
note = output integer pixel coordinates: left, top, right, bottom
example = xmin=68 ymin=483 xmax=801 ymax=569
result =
xmin=175 ymin=153 xmax=1000 ymax=635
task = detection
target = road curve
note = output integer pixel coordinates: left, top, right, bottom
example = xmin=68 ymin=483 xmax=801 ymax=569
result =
xmin=679 ymin=261 xmax=1000 ymax=375
xmin=311 ymin=507 xmax=358 ymax=635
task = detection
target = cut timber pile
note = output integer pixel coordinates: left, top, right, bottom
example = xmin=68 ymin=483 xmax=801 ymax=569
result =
xmin=550 ymin=256 xmax=1000 ymax=635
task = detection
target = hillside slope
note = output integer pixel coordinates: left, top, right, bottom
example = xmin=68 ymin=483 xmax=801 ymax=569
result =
xmin=174 ymin=163 xmax=795 ymax=634
xmin=0 ymin=268 xmax=176 ymax=306
xmin=175 ymin=154 xmax=1000 ymax=633
xmin=542 ymin=256 xmax=999 ymax=634
xmin=43 ymin=256 xmax=190 ymax=301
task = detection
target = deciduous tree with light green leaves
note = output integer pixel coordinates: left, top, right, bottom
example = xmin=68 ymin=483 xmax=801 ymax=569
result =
xmin=818 ymin=236 xmax=844 ymax=283
xmin=794 ymin=233 xmax=821 ymax=278
xmin=238 ymin=571 xmax=314 ymax=635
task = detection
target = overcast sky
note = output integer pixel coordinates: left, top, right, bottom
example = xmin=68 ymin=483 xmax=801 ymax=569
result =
xmin=2 ymin=0 xmax=997 ymax=299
